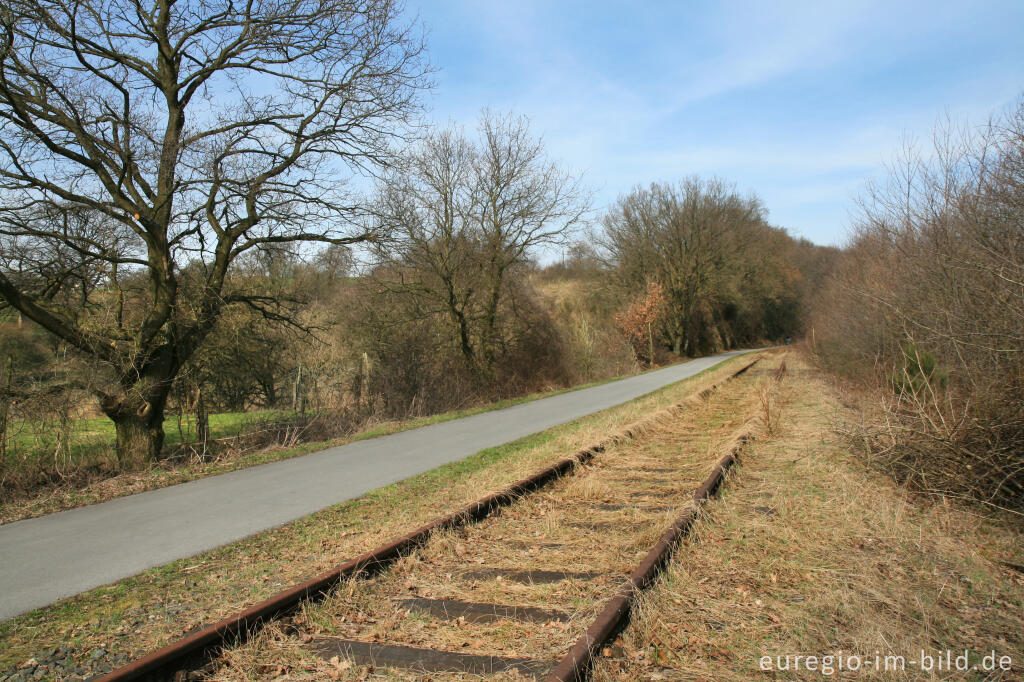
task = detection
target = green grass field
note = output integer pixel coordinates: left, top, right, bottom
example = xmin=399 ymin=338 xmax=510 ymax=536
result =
xmin=3 ymin=409 xmax=295 ymax=468
xmin=1 ymin=361 xmax=660 ymax=472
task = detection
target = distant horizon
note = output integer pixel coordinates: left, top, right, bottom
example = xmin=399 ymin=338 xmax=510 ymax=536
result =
xmin=408 ymin=0 xmax=1024 ymax=247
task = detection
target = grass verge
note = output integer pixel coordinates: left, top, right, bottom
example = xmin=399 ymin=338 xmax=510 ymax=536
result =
xmin=0 ymin=353 xmax=755 ymax=679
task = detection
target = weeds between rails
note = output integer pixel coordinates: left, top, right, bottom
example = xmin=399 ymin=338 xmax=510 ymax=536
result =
xmin=98 ymin=356 xmax=763 ymax=682
xmin=550 ymin=358 xmax=787 ymax=682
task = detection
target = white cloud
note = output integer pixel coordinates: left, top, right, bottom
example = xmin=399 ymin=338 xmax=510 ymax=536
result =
xmin=411 ymin=0 xmax=1024 ymax=244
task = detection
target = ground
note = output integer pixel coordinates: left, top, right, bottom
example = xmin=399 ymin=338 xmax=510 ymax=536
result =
xmin=207 ymin=354 xmax=765 ymax=680
xmin=593 ymin=355 xmax=1024 ymax=681
xmin=2 ymin=352 xmax=1021 ymax=681
xmin=0 ymin=355 xmax=750 ymax=680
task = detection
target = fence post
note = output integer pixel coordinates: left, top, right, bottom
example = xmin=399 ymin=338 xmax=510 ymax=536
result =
xmin=0 ymin=356 xmax=11 ymax=460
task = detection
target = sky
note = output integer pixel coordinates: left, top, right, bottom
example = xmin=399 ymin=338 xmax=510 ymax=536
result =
xmin=406 ymin=0 xmax=1024 ymax=247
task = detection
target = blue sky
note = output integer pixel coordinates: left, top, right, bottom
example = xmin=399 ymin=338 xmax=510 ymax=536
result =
xmin=407 ymin=0 xmax=1024 ymax=246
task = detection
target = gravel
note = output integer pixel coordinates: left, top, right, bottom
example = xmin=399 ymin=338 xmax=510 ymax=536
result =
xmin=2 ymin=643 xmax=130 ymax=681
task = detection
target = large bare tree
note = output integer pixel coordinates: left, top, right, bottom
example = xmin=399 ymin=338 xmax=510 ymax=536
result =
xmin=372 ymin=112 xmax=589 ymax=377
xmin=0 ymin=0 xmax=428 ymax=467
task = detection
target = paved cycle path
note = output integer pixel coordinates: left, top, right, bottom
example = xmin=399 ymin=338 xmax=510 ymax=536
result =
xmin=0 ymin=350 xmax=752 ymax=620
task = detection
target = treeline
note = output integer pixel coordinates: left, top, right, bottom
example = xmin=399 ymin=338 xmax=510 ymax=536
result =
xmin=0 ymin=114 xmax=831 ymax=487
xmin=0 ymin=0 xmax=830 ymax=499
xmin=602 ymin=178 xmax=835 ymax=359
xmin=810 ymin=96 xmax=1024 ymax=512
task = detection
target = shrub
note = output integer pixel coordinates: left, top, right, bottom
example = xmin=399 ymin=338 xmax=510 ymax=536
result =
xmin=812 ymin=97 xmax=1024 ymax=512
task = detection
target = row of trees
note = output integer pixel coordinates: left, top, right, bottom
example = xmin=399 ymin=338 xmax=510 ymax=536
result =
xmin=0 ymin=0 xmax=827 ymax=475
xmin=810 ymin=96 xmax=1024 ymax=512
xmin=602 ymin=179 xmax=825 ymax=358
xmin=0 ymin=163 xmax=827 ymax=476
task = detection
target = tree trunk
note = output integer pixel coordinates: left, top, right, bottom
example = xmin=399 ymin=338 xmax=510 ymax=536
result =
xmin=456 ymin=314 xmax=475 ymax=367
xmin=102 ymin=385 xmax=170 ymax=470
xmin=481 ymin=269 xmax=505 ymax=377
xmin=112 ymin=411 xmax=166 ymax=470
xmin=0 ymin=356 xmax=11 ymax=460
xmin=195 ymin=385 xmax=210 ymax=444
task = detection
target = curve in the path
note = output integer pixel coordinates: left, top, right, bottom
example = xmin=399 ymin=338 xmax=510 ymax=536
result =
xmin=0 ymin=350 xmax=751 ymax=621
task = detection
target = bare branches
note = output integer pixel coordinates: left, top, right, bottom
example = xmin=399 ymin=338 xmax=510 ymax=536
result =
xmin=813 ymin=94 xmax=1024 ymax=511
xmin=370 ymin=112 xmax=589 ymax=374
xmin=601 ymin=177 xmax=785 ymax=355
xmin=0 ymin=0 xmax=428 ymax=464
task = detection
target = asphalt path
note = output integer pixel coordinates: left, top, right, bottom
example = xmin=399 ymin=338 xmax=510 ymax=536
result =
xmin=0 ymin=350 xmax=751 ymax=620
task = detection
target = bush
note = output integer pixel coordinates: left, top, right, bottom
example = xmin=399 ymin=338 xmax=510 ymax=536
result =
xmin=888 ymin=344 xmax=948 ymax=397
xmin=812 ymin=97 xmax=1024 ymax=512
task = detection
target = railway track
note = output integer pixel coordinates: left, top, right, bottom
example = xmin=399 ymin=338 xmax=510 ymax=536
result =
xmin=98 ymin=353 xmax=780 ymax=681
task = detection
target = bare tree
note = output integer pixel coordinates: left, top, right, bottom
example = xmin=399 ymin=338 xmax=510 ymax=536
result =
xmin=0 ymin=0 xmax=428 ymax=467
xmin=602 ymin=178 xmax=768 ymax=355
xmin=372 ymin=112 xmax=589 ymax=377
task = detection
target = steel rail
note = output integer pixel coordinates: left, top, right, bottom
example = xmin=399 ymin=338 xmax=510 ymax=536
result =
xmin=548 ymin=357 xmax=783 ymax=682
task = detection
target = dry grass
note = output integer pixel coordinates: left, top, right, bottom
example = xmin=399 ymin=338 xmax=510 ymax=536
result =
xmin=756 ymin=360 xmax=786 ymax=438
xmin=592 ymin=352 xmax=1024 ymax=681
xmin=0 ymin=354 xmax=760 ymax=678
xmin=203 ymin=357 xmax=780 ymax=681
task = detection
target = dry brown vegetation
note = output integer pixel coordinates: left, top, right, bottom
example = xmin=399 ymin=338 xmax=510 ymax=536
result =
xmin=592 ymin=354 xmax=1023 ymax=681
xmin=811 ymin=96 xmax=1024 ymax=513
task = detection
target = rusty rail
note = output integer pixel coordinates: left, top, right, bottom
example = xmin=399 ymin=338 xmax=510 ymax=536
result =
xmin=99 ymin=355 xmax=759 ymax=682
xmin=97 ymin=448 xmax=598 ymax=681
xmin=547 ymin=438 xmax=748 ymax=682
xmin=548 ymin=355 xmax=785 ymax=682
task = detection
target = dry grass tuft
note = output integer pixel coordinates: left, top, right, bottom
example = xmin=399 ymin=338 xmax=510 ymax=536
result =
xmin=757 ymin=380 xmax=780 ymax=438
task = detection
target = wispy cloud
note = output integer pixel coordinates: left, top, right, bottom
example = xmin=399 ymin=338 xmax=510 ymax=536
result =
xmin=411 ymin=0 xmax=1024 ymax=245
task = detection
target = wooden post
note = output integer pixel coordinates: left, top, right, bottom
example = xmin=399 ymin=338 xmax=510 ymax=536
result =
xmin=0 ymin=356 xmax=11 ymax=460
xmin=647 ymin=321 xmax=654 ymax=368
xmin=360 ymin=352 xmax=371 ymax=410
xmin=195 ymin=384 xmax=210 ymax=454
